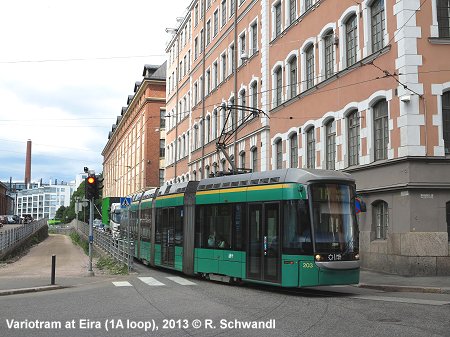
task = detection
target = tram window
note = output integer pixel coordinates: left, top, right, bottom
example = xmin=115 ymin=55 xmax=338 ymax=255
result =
xmin=205 ymin=204 xmax=232 ymax=249
xmin=233 ymin=204 xmax=246 ymax=250
xmin=175 ymin=206 xmax=183 ymax=245
xmin=195 ymin=206 xmax=205 ymax=247
xmin=155 ymin=209 xmax=162 ymax=244
xmin=282 ymin=200 xmax=312 ymax=254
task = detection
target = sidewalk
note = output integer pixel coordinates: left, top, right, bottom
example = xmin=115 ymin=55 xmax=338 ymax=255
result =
xmin=359 ymin=269 xmax=450 ymax=294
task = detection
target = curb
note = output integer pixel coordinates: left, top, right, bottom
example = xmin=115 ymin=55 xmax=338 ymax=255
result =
xmin=0 ymin=285 xmax=68 ymax=296
xmin=358 ymin=283 xmax=450 ymax=294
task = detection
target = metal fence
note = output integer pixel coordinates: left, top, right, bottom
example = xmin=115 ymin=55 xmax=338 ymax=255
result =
xmin=77 ymin=221 xmax=133 ymax=271
xmin=0 ymin=219 xmax=48 ymax=256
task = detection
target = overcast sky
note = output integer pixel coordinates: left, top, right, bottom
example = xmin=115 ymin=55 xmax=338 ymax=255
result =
xmin=0 ymin=0 xmax=188 ymax=185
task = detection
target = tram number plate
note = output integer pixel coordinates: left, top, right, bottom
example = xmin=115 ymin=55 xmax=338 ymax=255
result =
xmin=302 ymin=262 xmax=314 ymax=269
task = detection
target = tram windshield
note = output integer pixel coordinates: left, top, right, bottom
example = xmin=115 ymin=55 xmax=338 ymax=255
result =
xmin=310 ymin=183 xmax=358 ymax=254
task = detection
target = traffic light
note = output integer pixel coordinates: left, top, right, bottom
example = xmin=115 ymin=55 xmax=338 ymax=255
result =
xmin=85 ymin=174 xmax=99 ymax=200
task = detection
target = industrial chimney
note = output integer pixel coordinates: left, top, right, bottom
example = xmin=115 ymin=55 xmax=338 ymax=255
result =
xmin=24 ymin=139 xmax=32 ymax=187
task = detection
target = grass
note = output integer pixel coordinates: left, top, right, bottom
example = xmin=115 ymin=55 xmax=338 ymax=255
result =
xmin=96 ymin=256 xmax=129 ymax=275
xmin=69 ymin=231 xmax=89 ymax=255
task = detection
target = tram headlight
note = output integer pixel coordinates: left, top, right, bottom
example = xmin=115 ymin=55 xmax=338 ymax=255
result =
xmin=315 ymin=254 xmax=322 ymax=261
xmin=354 ymin=253 xmax=360 ymax=260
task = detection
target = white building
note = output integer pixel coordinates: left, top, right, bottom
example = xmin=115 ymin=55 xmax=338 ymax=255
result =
xmin=16 ymin=184 xmax=73 ymax=220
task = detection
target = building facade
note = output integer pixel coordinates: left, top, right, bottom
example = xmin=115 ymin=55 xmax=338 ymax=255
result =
xmin=164 ymin=0 xmax=450 ymax=275
xmin=102 ymin=63 xmax=167 ymax=197
xmin=15 ymin=184 xmax=72 ymax=220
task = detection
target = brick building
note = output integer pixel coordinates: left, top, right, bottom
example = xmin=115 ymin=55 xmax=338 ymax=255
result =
xmin=102 ymin=63 xmax=167 ymax=197
xmin=164 ymin=0 xmax=450 ymax=275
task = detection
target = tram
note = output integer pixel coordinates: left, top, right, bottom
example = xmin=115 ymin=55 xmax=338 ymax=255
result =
xmin=121 ymin=168 xmax=360 ymax=287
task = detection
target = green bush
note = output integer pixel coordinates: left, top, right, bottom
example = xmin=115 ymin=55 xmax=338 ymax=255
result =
xmin=96 ymin=256 xmax=128 ymax=275
xmin=69 ymin=232 xmax=89 ymax=255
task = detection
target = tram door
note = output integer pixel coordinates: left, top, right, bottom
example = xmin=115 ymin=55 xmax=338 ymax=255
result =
xmin=161 ymin=208 xmax=175 ymax=267
xmin=247 ymin=203 xmax=280 ymax=283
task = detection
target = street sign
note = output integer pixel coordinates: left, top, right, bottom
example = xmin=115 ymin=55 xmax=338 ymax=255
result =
xmin=120 ymin=197 xmax=132 ymax=209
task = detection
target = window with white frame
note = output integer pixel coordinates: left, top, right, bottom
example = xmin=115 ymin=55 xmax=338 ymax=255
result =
xmin=251 ymin=147 xmax=258 ymax=172
xmin=230 ymin=0 xmax=235 ymax=17
xmin=373 ymin=99 xmax=389 ymax=161
xmin=214 ymin=9 xmax=219 ymax=36
xmin=305 ymin=44 xmax=315 ymax=89
xmin=221 ymin=53 xmax=227 ymax=80
xmin=289 ymin=0 xmax=297 ymax=25
xmin=240 ymin=151 xmax=246 ymax=169
xmin=324 ymin=30 xmax=335 ymax=79
xmin=251 ymin=21 xmax=258 ymax=54
xmin=305 ymin=0 xmax=313 ymax=12
xmin=290 ymin=133 xmax=298 ymax=168
xmin=325 ymin=119 xmax=336 ymax=170
xmin=275 ymin=139 xmax=283 ymax=169
xmin=306 ymin=127 xmax=315 ymax=168
xmin=206 ymin=69 xmax=211 ymax=95
xmin=288 ymin=56 xmax=298 ymax=98
xmin=221 ymin=0 xmax=227 ymax=26
xmin=229 ymin=44 xmax=235 ymax=73
xmin=274 ymin=2 xmax=282 ymax=38
xmin=347 ymin=110 xmax=360 ymax=166
xmin=213 ymin=61 xmax=218 ymax=88
xmin=239 ymin=32 xmax=246 ymax=65
xmin=371 ymin=0 xmax=385 ymax=53
xmin=239 ymin=89 xmax=246 ymax=122
xmin=200 ymin=29 xmax=204 ymax=53
xmin=442 ymin=91 xmax=450 ymax=153
xmin=206 ymin=115 xmax=211 ymax=143
xmin=346 ymin=14 xmax=358 ymax=67
xmin=274 ymin=66 xmax=283 ymax=107
xmin=438 ymin=0 xmax=450 ymax=38
xmin=251 ymin=81 xmax=258 ymax=109
xmin=373 ymin=200 xmax=389 ymax=239
xmin=206 ymin=20 xmax=211 ymax=45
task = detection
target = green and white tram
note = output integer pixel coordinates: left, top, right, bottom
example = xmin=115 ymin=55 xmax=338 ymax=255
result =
xmin=121 ymin=168 xmax=360 ymax=287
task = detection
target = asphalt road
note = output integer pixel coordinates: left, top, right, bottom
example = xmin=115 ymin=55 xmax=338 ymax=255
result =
xmin=1 ymin=235 xmax=450 ymax=337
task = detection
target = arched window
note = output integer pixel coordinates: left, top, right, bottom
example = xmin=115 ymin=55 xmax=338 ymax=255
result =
xmin=275 ymin=66 xmax=283 ymax=107
xmin=251 ymin=147 xmax=258 ymax=172
xmin=347 ymin=110 xmax=360 ymax=166
xmin=443 ymin=91 xmax=450 ymax=154
xmin=306 ymin=127 xmax=315 ymax=168
xmin=345 ymin=14 xmax=358 ymax=67
xmin=370 ymin=0 xmax=385 ymax=52
xmin=275 ymin=139 xmax=283 ymax=169
xmin=323 ymin=30 xmax=334 ymax=79
xmin=290 ymin=133 xmax=298 ymax=168
xmin=305 ymin=44 xmax=315 ymax=89
xmin=373 ymin=200 xmax=389 ymax=239
xmin=288 ymin=56 xmax=298 ymax=98
xmin=206 ymin=115 xmax=211 ymax=144
xmin=251 ymin=81 xmax=258 ymax=109
xmin=240 ymin=151 xmax=246 ymax=170
xmin=325 ymin=119 xmax=336 ymax=170
xmin=373 ymin=99 xmax=389 ymax=160
xmin=239 ymin=89 xmax=246 ymax=123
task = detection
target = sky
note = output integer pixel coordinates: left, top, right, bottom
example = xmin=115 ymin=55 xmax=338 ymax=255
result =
xmin=0 ymin=0 xmax=188 ymax=185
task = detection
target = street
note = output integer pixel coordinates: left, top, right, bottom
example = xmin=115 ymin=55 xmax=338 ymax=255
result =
xmin=1 ymin=261 xmax=450 ymax=337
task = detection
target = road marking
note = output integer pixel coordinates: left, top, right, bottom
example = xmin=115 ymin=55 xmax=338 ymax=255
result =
xmin=353 ymin=295 xmax=450 ymax=306
xmin=138 ymin=277 xmax=165 ymax=286
xmin=113 ymin=281 xmax=132 ymax=287
xmin=166 ymin=276 xmax=196 ymax=286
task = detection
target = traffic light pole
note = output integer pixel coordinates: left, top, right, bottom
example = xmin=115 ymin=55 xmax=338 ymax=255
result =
xmin=87 ymin=197 xmax=94 ymax=276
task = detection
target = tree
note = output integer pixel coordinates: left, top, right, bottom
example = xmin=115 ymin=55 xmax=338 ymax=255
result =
xmin=55 ymin=206 xmax=66 ymax=220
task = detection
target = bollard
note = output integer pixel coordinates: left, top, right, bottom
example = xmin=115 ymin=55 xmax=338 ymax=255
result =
xmin=51 ymin=255 xmax=56 ymax=285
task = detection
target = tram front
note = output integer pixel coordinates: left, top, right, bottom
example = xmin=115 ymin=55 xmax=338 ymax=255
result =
xmin=309 ymin=182 xmax=360 ymax=285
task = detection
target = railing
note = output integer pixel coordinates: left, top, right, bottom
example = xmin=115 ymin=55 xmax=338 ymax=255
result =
xmin=77 ymin=221 xmax=133 ymax=271
xmin=0 ymin=219 xmax=48 ymax=256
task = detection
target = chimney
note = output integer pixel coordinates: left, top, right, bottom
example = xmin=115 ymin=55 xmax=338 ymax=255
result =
xmin=24 ymin=139 xmax=32 ymax=187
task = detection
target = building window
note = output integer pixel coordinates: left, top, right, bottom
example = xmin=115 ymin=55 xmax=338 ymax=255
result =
xmin=214 ymin=9 xmax=219 ymax=36
xmin=305 ymin=0 xmax=313 ymax=12
xmin=373 ymin=99 xmax=389 ymax=161
xmin=222 ymin=0 xmax=227 ymax=26
xmin=275 ymin=139 xmax=283 ymax=169
xmin=160 ymin=110 xmax=166 ymax=129
xmin=324 ymin=31 xmax=334 ymax=79
xmin=194 ymin=3 xmax=199 ymax=26
xmin=347 ymin=110 xmax=360 ymax=166
xmin=326 ymin=120 xmax=336 ymax=170
xmin=251 ymin=22 xmax=258 ymax=55
xmin=194 ymin=37 xmax=198 ymax=60
xmin=159 ymin=170 xmax=164 ymax=187
xmin=239 ymin=32 xmax=246 ymax=65
xmin=213 ymin=62 xmax=218 ymax=89
xmin=251 ymin=81 xmax=258 ymax=109
xmin=275 ymin=2 xmax=282 ymax=38
xmin=289 ymin=56 xmax=297 ymax=98
xmin=371 ymin=0 xmax=385 ymax=52
xmin=239 ymin=89 xmax=246 ymax=123
xmin=229 ymin=44 xmax=235 ymax=73
xmin=160 ymin=139 xmax=165 ymax=157
xmin=373 ymin=201 xmax=389 ymax=240
xmin=438 ymin=0 xmax=450 ymax=38
xmin=206 ymin=115 xmax=211 ymax=143
xmin=230 ymin=0 xmax=235 ymax=16
xmin=443 ymin=91 xmax=450 ymax=154
xmin=290 ymin=133 xmax=298 ymax=168
xmin=240 ymin=151 xmax=246 ymax=169
xmin=221 ymin=53 xmax=227 ymax=80
xmin=289 ymin=0 xmax=296 ymax=25
xmin=275 ymin=66 xmax=283 ymax=107
xmin=346 ymin=14 xmax=358 ymax=67
xmin=206 ymin=20 xmax=211 ymax=45
xmin=251 ymin=147 xmax=258 ymax=172
xmin=305 ymin=44 xmax=314 ymax=89
xmin=306 ymin=127 xmax=315 ymax=168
